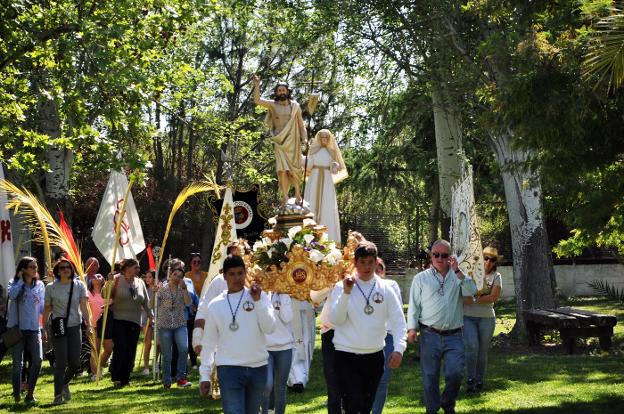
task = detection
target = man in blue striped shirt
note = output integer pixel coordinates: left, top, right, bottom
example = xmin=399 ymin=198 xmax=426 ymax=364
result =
xmin=407 ymin=240 xmax=477 ymax=414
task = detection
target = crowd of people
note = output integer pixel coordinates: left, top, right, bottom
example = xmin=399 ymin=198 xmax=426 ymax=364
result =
xmin=0 ymin=237 xmax=502 ymax=414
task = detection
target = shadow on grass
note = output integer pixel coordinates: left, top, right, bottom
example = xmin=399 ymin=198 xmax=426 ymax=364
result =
xmin=467 ymin=393 xmax=624 ymax=414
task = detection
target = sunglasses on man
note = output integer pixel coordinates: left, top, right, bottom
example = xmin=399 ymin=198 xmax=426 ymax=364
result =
xmin=431 ymin=252 xmax=449 ymax=259
xmin=483 ymin=256 xmax=496 ymax=262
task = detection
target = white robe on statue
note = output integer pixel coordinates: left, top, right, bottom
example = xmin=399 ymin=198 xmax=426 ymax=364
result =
xmin=287 ymin=299 xmax=316 ymax=387
xmin=304 ymin=148 xmax=341 ymax=243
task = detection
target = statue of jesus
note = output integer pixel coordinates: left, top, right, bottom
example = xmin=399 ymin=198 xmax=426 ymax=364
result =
xmin=252 ymin=75 xmax=307 ymax=205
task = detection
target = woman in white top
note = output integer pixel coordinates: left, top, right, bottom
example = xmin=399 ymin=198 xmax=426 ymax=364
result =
xmin=262 ymin=292 xmax=294 ymax=414
xmin=303 ymin=129 xmax=348 ymax=243
xmin=463 ymin=246 xmax=502 ymax=392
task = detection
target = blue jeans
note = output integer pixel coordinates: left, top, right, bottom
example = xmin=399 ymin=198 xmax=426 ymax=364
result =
xmin=372 ymin=333 xmax=394 ymax=414
xmin=420 ymin=328 xmax=464 ymax=414
xmin=218 ymin=365 xmax=267 ymax=414
xmin=463 ymin=316 xmax=495 ymax=385
xmin=11 ymin=330 xmax=42 ymax=397
xmin=262 ymin=349 xmax=293 ymax=414
xmin=159 ymin=325 xmax=188 ymax=385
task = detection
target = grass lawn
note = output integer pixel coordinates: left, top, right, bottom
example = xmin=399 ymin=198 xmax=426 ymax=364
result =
xmin=1 ymin=297 xmax=623 ymax=413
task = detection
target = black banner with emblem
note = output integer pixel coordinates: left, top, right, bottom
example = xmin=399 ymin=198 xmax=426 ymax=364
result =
xmin=210 ymin=185 xmax=268 ymax=243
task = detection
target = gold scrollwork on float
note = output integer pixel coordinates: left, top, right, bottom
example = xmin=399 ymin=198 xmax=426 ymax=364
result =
xmin=211 ymin=204 xmax=234 ymax=265
xmin=247 ymin=245 xmax=348 ymax=302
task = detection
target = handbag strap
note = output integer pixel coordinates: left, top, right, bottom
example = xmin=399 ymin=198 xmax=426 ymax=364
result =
xmin=65 ymin=278 xmax=75 ymax=319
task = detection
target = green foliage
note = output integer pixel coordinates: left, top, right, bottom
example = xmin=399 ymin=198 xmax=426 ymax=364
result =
xmin=583 ymin=6 xmax=624 ymax=92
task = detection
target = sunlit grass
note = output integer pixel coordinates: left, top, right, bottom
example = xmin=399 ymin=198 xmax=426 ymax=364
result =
xmin=1 ymin=297 xmax=623 ymax=413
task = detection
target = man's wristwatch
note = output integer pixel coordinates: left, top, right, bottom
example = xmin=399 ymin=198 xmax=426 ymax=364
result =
xmin=455 ymin=269 xmax=462 ymax=274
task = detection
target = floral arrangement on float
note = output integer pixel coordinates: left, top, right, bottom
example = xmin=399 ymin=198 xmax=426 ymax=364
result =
xmin=246 ymin=218 xmax=349 ymax=301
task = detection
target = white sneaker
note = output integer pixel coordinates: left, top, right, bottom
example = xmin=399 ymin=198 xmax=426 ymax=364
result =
xmin=142 ymin=368 xmax=150 ymax=377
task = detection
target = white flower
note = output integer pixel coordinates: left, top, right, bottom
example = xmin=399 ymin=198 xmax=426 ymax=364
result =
xmin=309 ymin=249 xmax=324 ymax=263
xmin=328 ymin=242 xmax=336 ymax=250
xmin=267 ymin=248 xmax=273 ymax=258
xmin=324 ymin=248 xmax=343 ymax=265
xmin=253 ymin=241 xmax=264 ymax=252
xmin=321 ymin=232 xmax=329 ymax=242
xmin=288 ymin=225 xmax=302 ymax=239
xmin=303 ymin=218 xmax=316 ymax=227
xmin=262 ymin=237 xmax=272 ymax=247
xmin=303 ymin=234 xmax=315 ymax=245
xmin=268 ymin=216 xmax=277 ymax=225
xmin=279 ymin=238 xmax=293 ymax=250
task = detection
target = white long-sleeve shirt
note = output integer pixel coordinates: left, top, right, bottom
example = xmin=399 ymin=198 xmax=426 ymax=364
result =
xmin=310 ymin=287 xmax=333 ymax=334
xmin=196 ymin=274 xmax=227 ymax=322
xmin=328 ymin=275 xmax=407 ymax=355
xmin=385 ymin=279 xmax=403 ymax=334
xmin=265 ymin=292 xmax=295 ymax=351
xmin=199 ymin=288 xmax=276 ymax=381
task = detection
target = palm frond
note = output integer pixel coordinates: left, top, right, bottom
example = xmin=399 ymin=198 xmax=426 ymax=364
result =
xmin=1 ymin=179 xmax=52 ymax=274
xmin=587 ymin=279 xmax=624 ymax=304
xmin=0 ymin=179 xmax=95 ymax=344
xmin=583 ymin=10 xmax=624 ymax=92
xmin=157 ymin=180 xmax=223 ymax=271
xmin=0 ymin=179 xmax=85 ymax=277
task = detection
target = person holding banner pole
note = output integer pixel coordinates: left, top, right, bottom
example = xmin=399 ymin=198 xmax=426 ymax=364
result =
xmin=109 ymin=258 xmax=150 ymax=388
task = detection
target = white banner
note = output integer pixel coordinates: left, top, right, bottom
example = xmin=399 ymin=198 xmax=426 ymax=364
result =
xmin=450 ymin=167 xmax=485 ymax=289
xmin=92 ymin=171 xmax=145 ymax=265
xmin=200 ymin=187 xmax=237 ymax=298
xmin=0 ymin=163 xmax=15 ymax=292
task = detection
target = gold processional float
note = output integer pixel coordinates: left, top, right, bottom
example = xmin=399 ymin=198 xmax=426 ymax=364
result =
xmin=209 ymin=202 xmax=357 ymax=400
xmin=236 ymin=202 xmax=357 ymax=303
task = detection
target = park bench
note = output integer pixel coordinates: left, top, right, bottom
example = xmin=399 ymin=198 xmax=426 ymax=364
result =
xmin=524 ymin=307 xmax=617 ymax=354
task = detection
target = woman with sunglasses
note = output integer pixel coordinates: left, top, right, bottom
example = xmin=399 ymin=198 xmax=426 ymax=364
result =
xmin=110 ymin=258 xmax=151 ymax=388
xmin=7 ymin=257 xmax=45 ymax=404
xmin=153 ymin=267 xmax=192 ymax=388
xmin=43 ymin=258 xmax=90 ymax=405
xmin=463 ymin=246 xmax=502 ymax=393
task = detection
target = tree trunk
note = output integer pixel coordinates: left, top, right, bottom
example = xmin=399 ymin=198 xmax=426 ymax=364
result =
xmin=432 ymin=85 xmax=463 ymax=238
xmin=489 ymin=130 xmax=557 ymax=341
xmin=427 ymin=175 xmax=440 ymax=244
xmin=35 ymin=72 xmax=73 ymax=216
xmin=153 ymin=103 xmax=165 ymax=183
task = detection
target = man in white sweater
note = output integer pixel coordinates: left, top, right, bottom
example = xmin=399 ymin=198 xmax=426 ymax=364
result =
xmin=199 ymin=255 xmax=276 ymax=414
xmin=328 ymin=242 xmax=407 ymax=414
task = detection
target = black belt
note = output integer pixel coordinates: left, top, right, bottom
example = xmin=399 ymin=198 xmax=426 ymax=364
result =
xmin=420 ymin=323 xmax=461 ymax=336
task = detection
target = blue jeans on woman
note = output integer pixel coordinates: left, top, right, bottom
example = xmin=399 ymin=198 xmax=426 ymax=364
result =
xmin=11 ymin=330 xmax=42 ymax=398
xmin=372 ymin=333 xmax=394 ymax=414
xmin=420 ymin=328 xmax=464 ymax=414
xmin=159 ymin=325 xmax=188 ymax=386
xmin=261 ymin=348 xmax=293 ymax=414
xmin=218 ymin=365 xmax=267 ymax=414
xmin=463 ymin=316 xmax=495 ymax=386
